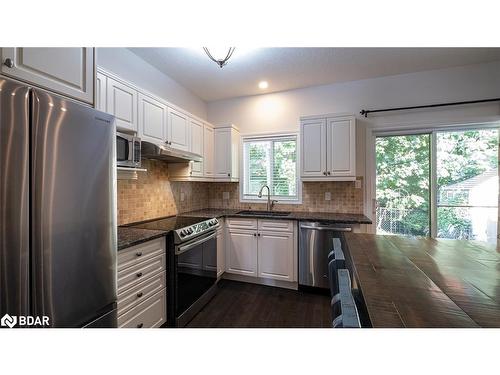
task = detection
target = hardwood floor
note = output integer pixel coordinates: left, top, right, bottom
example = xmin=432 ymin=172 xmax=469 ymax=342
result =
xmin=186 ymin=280 xmax=332 ymax=328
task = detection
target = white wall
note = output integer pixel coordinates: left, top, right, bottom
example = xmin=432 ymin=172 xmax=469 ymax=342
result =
xmin=207 ymin=61 xmax=500 ymax=134
xmin=97 ymin=48 xmax=207 ymax=119
xmin=207 ymin=60 xmax=500 ymax=221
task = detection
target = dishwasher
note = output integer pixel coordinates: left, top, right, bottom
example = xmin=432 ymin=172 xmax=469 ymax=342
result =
xmin=298 ymin=221 xmax=352 ymax=289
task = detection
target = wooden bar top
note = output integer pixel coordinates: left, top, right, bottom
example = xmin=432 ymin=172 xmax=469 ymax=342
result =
xmin=343 ymin=233 xmax=500 ymax=328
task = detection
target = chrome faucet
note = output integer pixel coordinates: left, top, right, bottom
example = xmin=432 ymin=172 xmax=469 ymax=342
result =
xmin=258 ymin=185 xmax=278 ymax=211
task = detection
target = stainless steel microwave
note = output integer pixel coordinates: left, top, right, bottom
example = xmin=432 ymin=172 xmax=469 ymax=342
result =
xmin=116 ymin=132 xmax=141 ymax=168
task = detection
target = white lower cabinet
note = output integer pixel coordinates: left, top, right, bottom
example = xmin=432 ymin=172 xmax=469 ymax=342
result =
xmin=226 ymin=228 xmax=258 ymax=277
xmin=226 ymin=219 xmax=297 ymax=285
xmin=117 ymin=237 xmax=167 ymax=328
xmin=258 ymin=231 xmax=295 ymax=281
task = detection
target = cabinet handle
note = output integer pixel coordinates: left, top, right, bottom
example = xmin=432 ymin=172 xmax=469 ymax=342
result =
xmin=253 ymin=233 xmax=257 ymax=237
xmin=137 ymin=292 xmax=143 ymax=298
xmin=137 ymin=323 xmax=143 ymax=328
xmin=227 ymin=173 xmax=230 ymax=177
xmin=136 ymin=272 xmax=143 ymax=278
xmin=3 ymin=58 xmax=14 ymax=68
xmin=136 ymin=252 xmax=143 ymax=257
xmin=257 ymin=233 xmax=261 ymax=237
xmin=327 ymin=171 xmax=331 ymax=175
xmin=323 ymin=171 xmax=327 ymax=175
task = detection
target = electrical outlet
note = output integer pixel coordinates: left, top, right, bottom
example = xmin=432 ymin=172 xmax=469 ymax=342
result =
xmin=222 ymin=192 xmax=230 ymax=200
xmin=355 ymin=180 xmax=362 ymax=189
xmin=324 ymin=192 xmax=331 ymax=201
xmin=180 ymin=191 xmax=185 ymax=202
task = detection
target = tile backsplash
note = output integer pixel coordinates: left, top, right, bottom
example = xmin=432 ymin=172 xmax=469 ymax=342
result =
xmin=208 ymin=180 xmax=364 ymax=213
xmin=117 ymin=160 xmax=364 ymax=224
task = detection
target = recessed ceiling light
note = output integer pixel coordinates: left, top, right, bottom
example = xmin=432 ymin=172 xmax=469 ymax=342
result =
xmin=258 ymin=81 xmax=268 ymax=89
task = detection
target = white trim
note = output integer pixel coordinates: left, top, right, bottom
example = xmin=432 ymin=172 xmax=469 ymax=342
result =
xmin=239 ymin=132 xmax=302 ymax=205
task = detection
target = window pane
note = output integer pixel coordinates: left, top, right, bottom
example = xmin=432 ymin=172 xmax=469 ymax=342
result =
xmin=245 ymin=141 xmax=271 ymax=195
xmin=436 ymin=129 xmax=498 ymax=243
xmin=376 ymin=134 xmax=430 ymax=236
xmin=272 ymin=140 xmax=297 ymax=197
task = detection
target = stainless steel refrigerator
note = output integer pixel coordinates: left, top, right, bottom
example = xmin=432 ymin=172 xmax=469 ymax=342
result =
xmin=0 ymin=77 xmax=117 ymax=328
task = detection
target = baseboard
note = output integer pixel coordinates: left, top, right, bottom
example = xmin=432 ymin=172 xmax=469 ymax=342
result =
xmin=222 ymin=273 xmax=298 ymax=290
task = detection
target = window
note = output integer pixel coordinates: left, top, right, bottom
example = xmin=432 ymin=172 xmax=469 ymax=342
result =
xmin=242 ymin=134 xmax=300 ymax=202
xmin=375 ymin=127 xmax=499 ymax=243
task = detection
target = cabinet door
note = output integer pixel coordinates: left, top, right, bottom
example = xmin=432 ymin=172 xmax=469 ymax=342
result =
xmin=203 ymin=125 xmax=214 ymax=177
xmin=258 ymin=231 xmax=294 ymax=281
xmin=226 ymin=229 xmax=257 ymax=277
xmin=95 ymin=72 xmax=106 ymax=111
xmin=168 ymin=108 xmax=190 ymax=151
xmin=190 ymin=119 xmax=204 ymax=177
xmin=106 ymin=77 xmax=138 ymax=132
xmin=301 ymin=119 xmax=327 ymax=177
xmin=216 ymin=227 xmax=225 ymax=278
xmin=138 ymin=93 xmax=167 ymax=144
xmin=214 ymin=128 xmax=231 ymax=178
xmin=0 ymin=47 xmax=94 ymax=104
xmin=326 ymin=117 xmax=355 ymax=177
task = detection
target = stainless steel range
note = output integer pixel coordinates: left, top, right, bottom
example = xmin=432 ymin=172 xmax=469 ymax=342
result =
xmin=130 ymin=216 xmax=220 ymax=327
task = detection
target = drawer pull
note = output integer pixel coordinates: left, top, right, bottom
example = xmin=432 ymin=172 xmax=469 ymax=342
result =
xmin=136 ymin=272 xmax=143 ymax=278
xmin=136 ymin=252 xmax=143 ymax=257
xmin=137 ymin=292 xmax=143 ymax=298
xmin=137 ymin=323 xmax=143 ymax=328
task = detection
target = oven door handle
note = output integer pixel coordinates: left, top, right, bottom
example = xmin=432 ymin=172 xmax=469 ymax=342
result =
xmin=175 ymin=232 xmax=217 ymax=255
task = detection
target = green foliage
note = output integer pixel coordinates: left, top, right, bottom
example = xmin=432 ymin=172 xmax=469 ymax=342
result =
xmin=376 ymin=129 xmax=498 ymax=239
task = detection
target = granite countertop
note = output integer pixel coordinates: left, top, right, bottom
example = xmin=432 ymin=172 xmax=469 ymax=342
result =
xmin=117 ymin=226 xmax=167 ymax=251
xmin=343 ymin=233 xmax=500 ymax=327
xmin=179 ymin=208 xmax=372 ymax=224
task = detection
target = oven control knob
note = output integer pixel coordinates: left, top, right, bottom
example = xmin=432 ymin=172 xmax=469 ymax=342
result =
xmin=189 ymin=228 xmax=194 ymax=234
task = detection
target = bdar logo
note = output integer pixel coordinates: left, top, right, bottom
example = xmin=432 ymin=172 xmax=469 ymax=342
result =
xmin=1 ymin=314 xmax=17 ymax=328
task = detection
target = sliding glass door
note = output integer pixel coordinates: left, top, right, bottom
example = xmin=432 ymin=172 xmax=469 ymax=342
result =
xmin=376 ymin=127 xmax=498 ymax=243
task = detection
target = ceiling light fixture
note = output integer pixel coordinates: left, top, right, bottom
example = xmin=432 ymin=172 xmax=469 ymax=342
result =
xmin=203 ymin=47 xmax=235 ymax=68
xmin=258 ymin=81 xmax=269 ymax=89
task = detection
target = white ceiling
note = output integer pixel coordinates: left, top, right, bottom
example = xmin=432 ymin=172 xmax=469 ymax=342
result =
xmin=129 ymin=48 xmax=500 ymax=102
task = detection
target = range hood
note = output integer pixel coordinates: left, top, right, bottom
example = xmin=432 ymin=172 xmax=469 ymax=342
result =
xmin=141 ymin=141 xmax=203 ymax=163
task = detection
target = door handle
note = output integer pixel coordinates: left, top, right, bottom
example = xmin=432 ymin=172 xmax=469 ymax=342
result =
xmin=299 ymin=224 xmax=352 ymax=232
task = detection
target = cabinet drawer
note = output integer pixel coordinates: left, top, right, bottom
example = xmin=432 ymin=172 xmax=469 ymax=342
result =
xmin=118 ymin=237 xmax=165 ymax=272
xmin=118 ymin=271 xmax=166 ymax=316
xmin=118 ymin=289 xmax=166 ymax=328
xmin=258 ymin=219 xmax=294 ymax=233
xmin=227 ymin=217 xmax=258 ymax=230
xmin=118 ymin=253 xmax=165 ymax=293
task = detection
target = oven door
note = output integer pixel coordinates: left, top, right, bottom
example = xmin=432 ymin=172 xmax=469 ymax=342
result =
xmin=174 ymin=231 xmax=217 ymax=320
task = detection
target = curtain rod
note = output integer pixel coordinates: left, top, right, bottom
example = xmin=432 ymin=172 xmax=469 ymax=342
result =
xmin=360 ymin=97 xmax=500 ymax=118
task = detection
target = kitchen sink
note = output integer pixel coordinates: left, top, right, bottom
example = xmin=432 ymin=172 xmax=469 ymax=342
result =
xmin=236 ymin=210 xmax=291 ymax=217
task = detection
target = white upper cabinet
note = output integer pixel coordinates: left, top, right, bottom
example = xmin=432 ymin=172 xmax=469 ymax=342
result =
xmin=301 ymin=118 xmax=327 ymax=178
xmin=190 ymin=119 xmax=204 ymax=177
xmin=106 ymin=77 xmax=138 ymax=132
xmin=300 ymin=114 xmax=356 ymax=181
xmin=326 ymin=117 xmax=356 ymax=177
xmin=168 ymin=108 xmax=190 ymax=151
xmin=0 ymin=47 xmax=94 ymax=104
xmin=203 ymin=124 xmax=215 ymax=177
xmin=95 ymin=72 xmax=107 ymax=111
xmin=214 ymin=126 xmax=240 ymax=181
xmin=138 ymin=93 xmax=167 ymax=144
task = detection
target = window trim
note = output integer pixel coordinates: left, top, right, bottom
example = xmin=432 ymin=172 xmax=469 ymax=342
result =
xmin=239 ymin=132 xmax=302 ymax=204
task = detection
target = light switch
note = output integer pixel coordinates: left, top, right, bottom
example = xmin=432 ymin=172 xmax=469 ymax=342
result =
xmin=180 ymin=191 xmax=185 ymax=202
xmin=223 ymin=192 xmax=230 ymax=200
xmin=324 ymin=192 xmax=331 ymax=201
